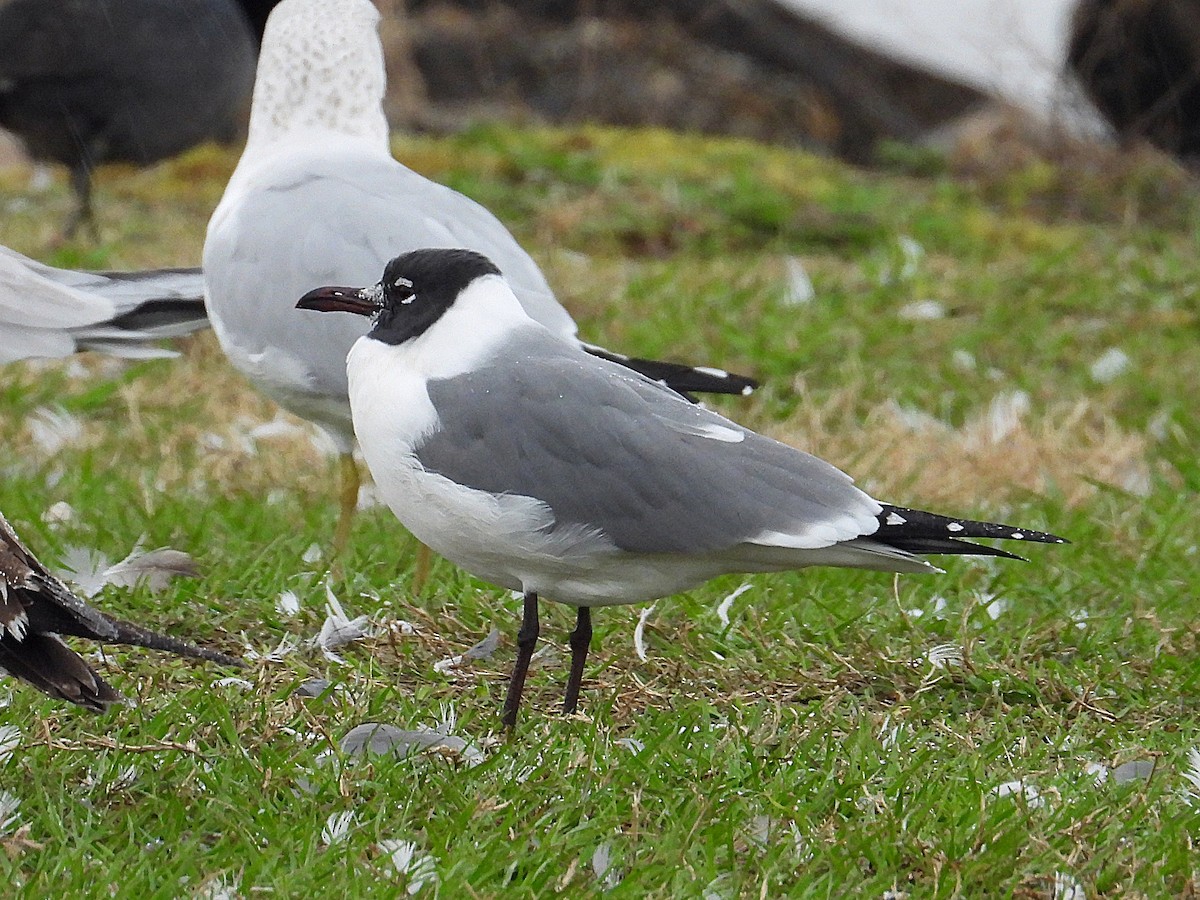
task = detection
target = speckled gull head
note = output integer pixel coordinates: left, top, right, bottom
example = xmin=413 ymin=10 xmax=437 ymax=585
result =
xmin=246 ymin=0 xmax=388 ymax=151
xmin=298 ymin=248 xmax=1068 ymax=727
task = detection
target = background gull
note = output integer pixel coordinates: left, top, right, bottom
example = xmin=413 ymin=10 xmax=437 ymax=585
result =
xmin=204 ymin=0 xmax=756 ymax=559
xmin=0 ymin=511 xmax=238 ymax=711
xmin=297 ymin=248 xmax=1068 ymax=726
xmin=0 ymin=0 xmax=258 ymax=240
xmin=0 ymin=0 xmax=257 ymax=239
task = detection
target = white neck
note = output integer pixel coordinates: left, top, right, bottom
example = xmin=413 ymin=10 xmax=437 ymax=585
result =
xmin=354 ymin=275 xmax=535 ymax=381
xmin=244 ymin=0 xmax=390 ymax=156
xmin=409 ymin=275 xmax=536 ymax=378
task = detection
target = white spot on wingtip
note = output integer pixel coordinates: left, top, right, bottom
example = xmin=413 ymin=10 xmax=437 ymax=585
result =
xmin=741 ymin=384 xmax=753 ymax=396
xmin=696 ymin=422 xmax=745 ymax=443
xmin=694 ymin=366 xmax=729 ymax=379
xmin=1010 ymin=532 xmax=1024 ymax=540
xmin=946 ymin=522 xmax=964 ymax=532
xmin=885 ymin=512 xmax=906 ymax=526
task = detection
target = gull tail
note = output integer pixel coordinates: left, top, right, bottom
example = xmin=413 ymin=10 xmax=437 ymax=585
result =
xmin=67 ymin=267 xmax=209 ymax=357
xmin=582 ymin=342 xmax=757 ymax=397
xmin=0 ymin=244 xmax=209 ymax=361
xmin=873 ymin=505 xmax=1069 ymax=560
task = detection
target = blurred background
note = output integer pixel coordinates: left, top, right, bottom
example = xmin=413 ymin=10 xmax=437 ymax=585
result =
xmin=1 ymin=0 xmax=1197 ymax=193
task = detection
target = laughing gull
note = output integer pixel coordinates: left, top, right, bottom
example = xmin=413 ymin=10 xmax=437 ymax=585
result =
xmin=204 ymin=0 xmax=755 ymax=558
xmin=0 ymin=0 xmax=256 ymax=239
xmin=297 ymin=248 xmax=1068 ymax=726
xmin=0 ymin=245 xmax=207 ymax=364
xmin=0 ymin=511 xmax=239 ymax=711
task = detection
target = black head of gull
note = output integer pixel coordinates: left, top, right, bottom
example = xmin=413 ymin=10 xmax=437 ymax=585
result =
xmin=298 ymin=248 xmax=1069 ymax=728
xmin=298 ymin=248 xmax=502 ymax=345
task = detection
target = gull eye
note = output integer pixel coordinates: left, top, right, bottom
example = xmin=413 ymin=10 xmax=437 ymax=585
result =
xmin=391 ymin=276 xmax=415 ymax=305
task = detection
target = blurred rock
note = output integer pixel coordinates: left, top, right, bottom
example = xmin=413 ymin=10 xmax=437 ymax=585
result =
xmin=398 ymin=0 xmax=986 ymax=162
xmin=1068 ymin=0 xmax=1200 ymax=163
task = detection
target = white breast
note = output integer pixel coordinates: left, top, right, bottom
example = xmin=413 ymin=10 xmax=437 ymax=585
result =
xmin=347 ymin=335 xmax=598 ymax=593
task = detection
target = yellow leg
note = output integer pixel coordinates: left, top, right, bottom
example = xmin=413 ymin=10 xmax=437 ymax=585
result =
xmin=411 ymin=542 xmax=433 ymax=593
xmin=335 ymin=452 xmax=435 ymax=588
xmin=332 ymin=452 xmax=360 ymax=559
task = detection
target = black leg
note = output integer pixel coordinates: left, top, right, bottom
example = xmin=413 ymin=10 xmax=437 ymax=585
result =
xmin=66 ymin=163 xmax=97 ymax=241
xmin=502 ymin=592 xmax=539 ymax=728
xmin=563 ymin=606 xmax=592 ymax=716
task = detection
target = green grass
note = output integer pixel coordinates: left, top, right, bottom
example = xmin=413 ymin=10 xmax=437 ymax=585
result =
xmin=1 ymin=125 xmax=1198 ymax=896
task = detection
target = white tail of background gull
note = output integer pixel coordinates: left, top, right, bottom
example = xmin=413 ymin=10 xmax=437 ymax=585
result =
xmin=297 ymin=248 xmax=1068 ymax=727
xmin=0 ymin=245 xmax=207 ymax=364
xmin=204 ymin=0 xmax=755 ymax=555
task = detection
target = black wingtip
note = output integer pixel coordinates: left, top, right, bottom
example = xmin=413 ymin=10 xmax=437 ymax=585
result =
xmin=582 ymin=344 xmax=758 ymax=398
xmin=874 ymin=505 xmax=1068 ymax=557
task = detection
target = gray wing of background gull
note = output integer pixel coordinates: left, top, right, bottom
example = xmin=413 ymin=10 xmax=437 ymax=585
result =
xmin=204 ymin=147 xmax=576 ymax=435
xmin=413 ymin=329 xmax=895 ymax=562
xmin=0 ymin=245 xmax=207 ymax=363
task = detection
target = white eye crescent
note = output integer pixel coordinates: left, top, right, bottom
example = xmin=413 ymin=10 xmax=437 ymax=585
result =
xmin=392 ymin=276 xmax=415 ymax=304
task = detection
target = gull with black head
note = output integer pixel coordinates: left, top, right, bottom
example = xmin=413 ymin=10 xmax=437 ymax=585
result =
xmin=206 ymin=0 xmax=755 ymax=560
xmin=297 ymin=248 xmax=1068 ymax=727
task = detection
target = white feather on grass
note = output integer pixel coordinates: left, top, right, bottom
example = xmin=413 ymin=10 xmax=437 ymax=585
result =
xmin=377 ymin=839 xmax=439 ymax=893
xmin=1182 ymin=747 xmax=1200 ymax=802
xmin=27 ymin=406 xmax=84 ymax=456
xmin=55 ymin=542 xmax=198 ymax=597
xmin=634 ymin=603 xmax=657 ymax=662
xmin=275 ymin=590 xmax=301 ymax=618
xmin=433 ymin=628 xmax=500 ymax=674
xmin=314 ymin=583 xmax=371 ymax=663
xmin=0 ymin=726 xmax=19 ymax=763
xmin=322 ymin=810 xmax=355 ymax=845
xmin=716 ymin=583 xmax=752 ymax=628
xmin=0 ymin=791 xmax=19 ymax=837
xmin=782 ymin=256 xmax=815 ymax=306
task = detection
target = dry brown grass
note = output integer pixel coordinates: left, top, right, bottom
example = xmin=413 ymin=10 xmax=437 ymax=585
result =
xmin=764 ymin=379 xmax=1155 ymax=512
xmin=8 ymin=328 xmax=1152 ymax=524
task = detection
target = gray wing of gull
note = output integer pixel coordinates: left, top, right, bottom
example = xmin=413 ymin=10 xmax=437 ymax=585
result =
xmin=204 ymin=148 xmax=576 ymax=419
xmin=415 ymin=330 xmax=881 ymax=556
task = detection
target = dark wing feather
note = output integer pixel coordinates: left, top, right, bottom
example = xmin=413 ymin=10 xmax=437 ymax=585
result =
xmin=0 ymin=512 xmax=238 ymax=712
